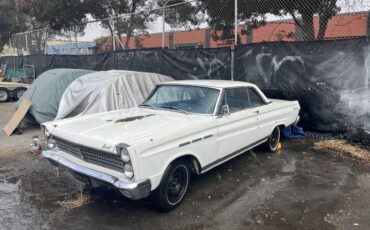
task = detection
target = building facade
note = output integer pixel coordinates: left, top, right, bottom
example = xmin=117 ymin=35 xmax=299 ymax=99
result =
xmin=45 ymin=41 xmax=96 ymax=55
xmin=116 ymin=12 xmax=368 ymax=50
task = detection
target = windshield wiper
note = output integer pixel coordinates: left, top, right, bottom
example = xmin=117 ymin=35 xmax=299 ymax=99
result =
xmin=158 ymin=105 xmax=189 ymax=114
xmin=139 ymin=104 xmax=157 ymax=110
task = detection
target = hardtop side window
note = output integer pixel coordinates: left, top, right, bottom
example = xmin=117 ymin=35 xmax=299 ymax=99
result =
xmin=224 ymin=87 xmax=249 ymax=113
xmin=247 ymin=88 xmax=265 ymax=108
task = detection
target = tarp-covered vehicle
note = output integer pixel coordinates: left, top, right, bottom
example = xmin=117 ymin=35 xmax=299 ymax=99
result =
xmin=16 ymin=69 xmax=95 ymax=124
xmin=55 ymin=70 xmax=174 ymax=120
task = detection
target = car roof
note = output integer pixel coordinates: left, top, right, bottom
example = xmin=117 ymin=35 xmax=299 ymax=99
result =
xmin=160 ymin=80 xmax=257 ymax=89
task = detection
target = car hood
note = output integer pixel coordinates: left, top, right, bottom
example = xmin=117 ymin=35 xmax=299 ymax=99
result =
xmin=44 ymin=107 xmax=210 ymax=153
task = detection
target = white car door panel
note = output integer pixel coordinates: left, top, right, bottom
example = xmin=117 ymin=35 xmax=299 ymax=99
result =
xmin=217 ymin=110 xmax=259 ymax=159
xmin=216 ymin=87 xmax=262 ymax=160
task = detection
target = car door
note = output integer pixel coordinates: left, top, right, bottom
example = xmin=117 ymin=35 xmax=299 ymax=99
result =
xmin=216 ymin=87 xmax=260 ymax=160
xmin=247 ymin=87 xmax=271 ymax=140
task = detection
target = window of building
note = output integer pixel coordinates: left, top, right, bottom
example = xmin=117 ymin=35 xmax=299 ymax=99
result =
xmin=176 ymin=43 xmax=197 ymax=49
xmin=79 ymin=48 xmax=86 ymax=55
xmin=88 ymin=47 xmax=95 ymax=55
xmin=71 ymin=48 xmax=77 ymax=55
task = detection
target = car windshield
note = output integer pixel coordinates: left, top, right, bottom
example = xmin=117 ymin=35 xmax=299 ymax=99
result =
xmin=141 ymin=85 xmax=220 ymax=115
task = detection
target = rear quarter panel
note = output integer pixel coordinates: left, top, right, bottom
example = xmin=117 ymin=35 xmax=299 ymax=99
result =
xmin=258 ymin=99 xmax=300 ymax=138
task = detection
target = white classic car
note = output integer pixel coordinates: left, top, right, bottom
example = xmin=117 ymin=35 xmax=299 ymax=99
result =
xmin=42 ymin=80 xmax=300 ymax=211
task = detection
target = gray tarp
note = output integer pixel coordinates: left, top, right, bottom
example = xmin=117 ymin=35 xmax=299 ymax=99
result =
xmin=55 ymin=70 xmax=174 ymax=120
xmin=16 ymin=69 xmax=94 ymax=124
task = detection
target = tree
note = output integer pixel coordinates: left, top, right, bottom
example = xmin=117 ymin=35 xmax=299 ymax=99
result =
xmin=158 ymin=0 xmax=200 ymax=29
xmin=20 ymin=0 xmax=87 ymax=32
xmin=85 ymin=0 xmax=157 ymax=50
xmin=199 ymin=0 xmax=340 ymax=42
xmin=0 ymin=0 xmax=26 ymax=53
xmin=18 ymin=0 xmax=88 ymax=54
xmin=277 ymin=0 xmax=340 ymax=41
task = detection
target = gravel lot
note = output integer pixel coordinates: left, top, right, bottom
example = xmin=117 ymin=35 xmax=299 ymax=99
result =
xmin=1 ymin=102 xmax=370 ymax=230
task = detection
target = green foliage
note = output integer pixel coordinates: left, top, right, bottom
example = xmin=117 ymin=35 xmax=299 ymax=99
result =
xmin=199 ymin=0 xmax=340 ymax=41
xmin=84 ymin=0 xmax=156 ymax=50
xmin=0 ymin=0 xmax=26 ymax=52
xmin=158 ymin=0 xmax=200 ymax=28
xmin=20 ymin=0 xmax=87 ymax=32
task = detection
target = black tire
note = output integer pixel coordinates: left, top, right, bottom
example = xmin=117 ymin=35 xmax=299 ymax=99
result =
xmin=151 ymin=160 xmax=191 ymax=212
xmin=263 ymin=126 xmax=281 ymax=152
xmin=14 ymin=87 xmax=27 ymax=101
xmin=0 ymin=88 xmax=10 ymax=103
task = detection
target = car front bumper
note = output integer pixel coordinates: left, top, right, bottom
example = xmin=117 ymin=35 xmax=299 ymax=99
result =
xmin=42 ymin=151 xmax=151 ymax=200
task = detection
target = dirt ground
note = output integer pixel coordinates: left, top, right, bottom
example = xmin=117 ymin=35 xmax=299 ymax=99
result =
xmin=1 ymin=102 xmax=370 ymax=230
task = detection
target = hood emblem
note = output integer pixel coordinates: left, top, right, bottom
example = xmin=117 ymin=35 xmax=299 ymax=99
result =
xmin=102 ymin=144 xmax=112 ymax=150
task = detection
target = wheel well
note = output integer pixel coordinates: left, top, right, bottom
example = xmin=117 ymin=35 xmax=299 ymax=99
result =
xmin=172 ymin=155 xmax=201 ymax=175
xmin=15 ymin=87 xmax=27 ymax=91
xmin=277 ymin=124 xmax=286 ymax=131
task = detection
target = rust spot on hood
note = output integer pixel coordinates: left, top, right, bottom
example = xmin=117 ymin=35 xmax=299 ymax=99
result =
xmin=114 ymin=114 xmax=155 ymax=123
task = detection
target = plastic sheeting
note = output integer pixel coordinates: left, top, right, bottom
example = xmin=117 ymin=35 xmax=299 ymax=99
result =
xmin=234 ymin=38 xmax=370 ymax=142
xmin=16 ymin=68 xmax=94 ymax=124
xmin=0 ymin=48 xmax=231 ymax=80
xmin=55 ymin=70 xmax=174 ymax=119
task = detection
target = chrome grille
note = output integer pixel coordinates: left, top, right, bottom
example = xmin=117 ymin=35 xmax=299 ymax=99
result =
xmin=54 ymin=137 xmax=125 ymax=172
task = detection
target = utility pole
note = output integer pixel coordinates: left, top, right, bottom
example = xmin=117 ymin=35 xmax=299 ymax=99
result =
xmin=162 ymin=6 xmax=166 ymax=49
xmin=162 ymin=0 xmax=169 ymax=49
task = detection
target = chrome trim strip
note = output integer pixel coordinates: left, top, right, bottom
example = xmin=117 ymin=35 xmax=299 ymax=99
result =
xmin=179 ymin=141 xmax=191 ymax=147
xmin=42 ymin=151 xmax=151 ymax=200
xmin=192 ymin=138 xmax=202 ymax=143
xmin=201 ymin=136 xmax=269 ymax=173
xmin=179 ymin=134 xmax=214 ymax=148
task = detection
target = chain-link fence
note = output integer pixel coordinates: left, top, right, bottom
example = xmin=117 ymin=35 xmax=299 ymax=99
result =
xmin=1 ymin=0 xmax=370 ymax=56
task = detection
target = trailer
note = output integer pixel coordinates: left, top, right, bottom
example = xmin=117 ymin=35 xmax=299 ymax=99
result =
xmin=0 ymin=82 xmax=29 ymax=102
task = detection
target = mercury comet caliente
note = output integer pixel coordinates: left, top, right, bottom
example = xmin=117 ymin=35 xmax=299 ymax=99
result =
xmin=42 ymin=80 xmax=300 ymax=211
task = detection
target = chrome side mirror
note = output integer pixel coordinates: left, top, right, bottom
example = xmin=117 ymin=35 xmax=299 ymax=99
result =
xmin=218 ymin=105 xmax=230 ymax=117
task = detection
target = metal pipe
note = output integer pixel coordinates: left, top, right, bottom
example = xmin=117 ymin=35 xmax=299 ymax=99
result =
xmin=25 ymin=33 xmax=28 ymax=53
xmin=112 ymin=20 xmax=116 ymax=51
xmin=162 ymin=6 xmax=165 ymax=49
xmin=44 ymin=30 xmax=48 ymax=54
xmin=234 ymin=0 xmax=238 ymax=45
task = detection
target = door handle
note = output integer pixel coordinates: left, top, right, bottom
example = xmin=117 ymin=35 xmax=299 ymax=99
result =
xmin=253 ymin=110 xmax=260 ymax=114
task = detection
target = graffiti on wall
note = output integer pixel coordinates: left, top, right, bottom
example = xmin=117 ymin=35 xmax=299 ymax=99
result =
xmin=234 ymin=39 xmax=370 ymax=141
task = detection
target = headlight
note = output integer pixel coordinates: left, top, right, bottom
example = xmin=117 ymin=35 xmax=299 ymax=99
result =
xmin=120 ymin=148 xmax=131 ymax=163
xmin=47 ymin=137 xmax=56 ymax=150
xmin=124 ymin=163 xmax=134 ymax=179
